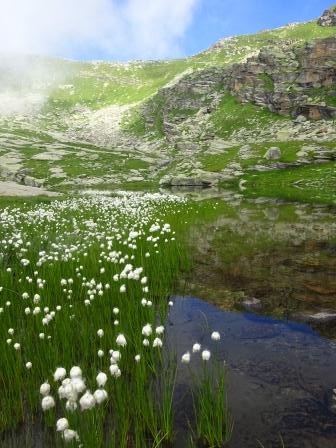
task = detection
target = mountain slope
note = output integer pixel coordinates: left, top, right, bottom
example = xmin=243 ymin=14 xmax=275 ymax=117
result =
xmin=0 ymin=6 xmax=335 ymax=196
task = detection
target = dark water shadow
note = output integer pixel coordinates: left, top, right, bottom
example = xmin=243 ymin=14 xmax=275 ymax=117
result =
xmin=167 ymin=296 xmax=336 ymax=448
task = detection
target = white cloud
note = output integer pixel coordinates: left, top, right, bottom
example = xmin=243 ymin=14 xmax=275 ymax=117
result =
xmin=0 ymin=0 xmax=199 ymax=60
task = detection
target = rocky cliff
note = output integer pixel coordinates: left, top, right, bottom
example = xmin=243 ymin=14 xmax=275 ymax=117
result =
xmin=140 ymin=35 xmax=336 ymax=143
xmin=227 ymin=37 xmax=336 ymax=119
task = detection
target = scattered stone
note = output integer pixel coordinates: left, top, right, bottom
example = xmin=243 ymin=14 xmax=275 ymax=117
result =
xmin=264 ymin=147 xmax=281 ymax=160
xmin=242 ymin=298 xmax=262 ymax=310
xmin=208 ymin=138 xmax=233 ymax=153
xmin=32 ymin=152 xmax=64 ymax=161
xmin=293 ymin=311 xmax=336 ymax=324
xmin=50 ymin=167 xmax=67 ymax=179
xmin=294 ymin=114 xmax=307 ymax=123
xmin=160 ymin=176 xmax=215 ymax=187
xmin=0 ymin=181 xmax=59 ymax=197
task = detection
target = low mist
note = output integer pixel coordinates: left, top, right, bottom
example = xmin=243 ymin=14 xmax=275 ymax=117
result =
xmin=0 ymin=0 xmax=198 ymax=116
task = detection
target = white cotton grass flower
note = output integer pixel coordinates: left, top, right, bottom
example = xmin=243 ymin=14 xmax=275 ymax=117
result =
xmin=155 ymin=325 xmax=164 ymax=335
xmin=96 ymin=372 xmax=108 ymax=387
xmin=192 ymin=343 xmax=201 ymax=353
xmin=26 ymin=361 xmax=32 ymax=369
xmin=142 ymin=323 xmax=152 ymax=337
xmin=56 ymin=417 xmax=69 ymax=432
xmin=79 ymin=391 xmax=96 ymax=411
xmin=97 ymin=329 xmax=104 ymax=338
xmin=201 ymin=350 xmax=211 ymax=361
xmin=116 ymin=334 xmax=127 ymax=347
xmin=70 ymin=366 xmax=82 ymax=378
xmin=8 ymin=328 xmax=14 ymax=335
xmin=109 ymin=364 xmax=121 ymax=378
xmin=62 ymin=429 xmax=79 ymax=442
xmin=135 ymin=354 xmax=141 ymax=362
xmin=111 ymin=350 xmax=121 ymax=361
xmin=113 ymin=307 xmax=119 ymax=315
xmin=54 ymin=367 xmax=67 ymax=381
xmin=211 ymin=331 xmax=221 ymax=341
xmin=14 ymin=343 xmax=21 ymax=351
xmin=181 ymin=352 xmax=191 ymax=364
xmin=58 ymin=383 xmax=74 ymax=401
xmin=66 ymin=400 xmax=78 ymax=412
xmin=119 ymin=285 xmax=126 ymax=293
xmin=40 ymin=382 xmax=51 ymax=396
xmin=153 ymin=337 xmax=163 ymax=348
xmin=41 ymin=395 xmax=55 ymax=411
xmin=143 ymin=338 xmax=149 ymax=346
xmin=98 ymin=349 xmax=104 ymax=358
xmin=93 ymin=389 xmax=108 ymax=404
xmin=71 ymin=377 xmax=86 ymax=394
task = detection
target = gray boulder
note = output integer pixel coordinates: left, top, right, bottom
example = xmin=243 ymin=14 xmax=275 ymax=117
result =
xmin=264 ymin=147 xmax=281 ymax=160
xmin=294 ymin=114 xmax=307 ymax=123
xmin=160 ymin=176 xmax=215 ymax=187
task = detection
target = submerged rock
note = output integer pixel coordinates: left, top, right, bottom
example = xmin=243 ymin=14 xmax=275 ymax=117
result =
xmin=242 ymin=298 xmax=262 ymax=310
xmin=293 ymin=310 xmax=336 ymax=324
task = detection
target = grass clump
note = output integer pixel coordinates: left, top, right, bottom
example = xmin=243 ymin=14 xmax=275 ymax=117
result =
xmin=193 ymin=366 xmax=233 ymax=447
xmin=258 ymin=73 xmax=274 ymax=91
xmin=241 ymin=161 xmax=336 ymax=205
xmin=212 ymin=94 xmax=287 ymax=138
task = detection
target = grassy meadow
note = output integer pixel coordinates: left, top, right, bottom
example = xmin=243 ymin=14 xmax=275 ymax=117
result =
xmin=0 ymin=192 xmax=231 ymax=447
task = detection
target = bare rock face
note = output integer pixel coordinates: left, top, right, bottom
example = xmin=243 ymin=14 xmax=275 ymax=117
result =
xmin=318 ymin=6 xmax=336 ymax=27
xmin=139 ymin=35 xmax=336 ymax=147
xmin=226 ymin=37 xmax=336 ymax=119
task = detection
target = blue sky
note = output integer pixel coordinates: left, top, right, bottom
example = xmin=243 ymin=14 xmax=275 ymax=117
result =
xmin=0 ymin=0 xmax=333 ymax=61
xmin=183 ymin=0 xmax=333 ymax=56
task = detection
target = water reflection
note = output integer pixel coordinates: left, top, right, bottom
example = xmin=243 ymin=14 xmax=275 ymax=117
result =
xmin=168 ymin=296 xmax=336 ymax=448
xmin=182 ymin=193 xmax=336 ymax=338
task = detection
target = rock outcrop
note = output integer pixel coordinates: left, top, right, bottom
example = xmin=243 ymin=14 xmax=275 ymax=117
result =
xmin=140 ymin=36 xmax=336 ymax=145
xmin=226 ymin=37 xmax=336 ymax=119
xmin=318 ymin=6 xmax=336 ymax=27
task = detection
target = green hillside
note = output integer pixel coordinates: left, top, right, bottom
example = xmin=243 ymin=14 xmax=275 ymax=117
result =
xmin=0 ymin=13 xmax=335 ymax=201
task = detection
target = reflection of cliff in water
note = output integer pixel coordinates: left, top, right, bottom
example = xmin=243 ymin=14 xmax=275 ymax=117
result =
xmin=184 ymin=197 xmax=336 ymax=338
